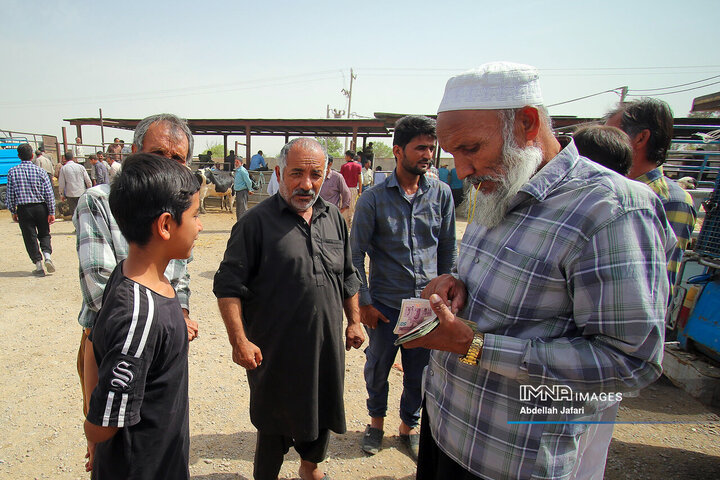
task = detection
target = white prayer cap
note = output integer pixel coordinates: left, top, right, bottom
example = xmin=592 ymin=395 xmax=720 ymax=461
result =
xmin=437 ymin=62 xmax=544 ymax=113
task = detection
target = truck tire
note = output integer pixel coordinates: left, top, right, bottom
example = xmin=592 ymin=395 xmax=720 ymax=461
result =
xmin=0 ymin=185 xmax=6 ymax=210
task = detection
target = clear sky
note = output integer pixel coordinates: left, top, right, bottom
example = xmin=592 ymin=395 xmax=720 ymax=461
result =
xmin=2 ymin=0 xmax=719 ymax=156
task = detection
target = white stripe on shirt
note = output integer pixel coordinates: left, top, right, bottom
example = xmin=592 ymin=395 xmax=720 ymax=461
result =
xmin=134 ymin=289 xmax=155 ymax=358
xmin=121 ymin=283 xmax=141 ymax=355
xmin=117 ymin=393 xmax=129 ymax=428
xmin=102 ymin=391 xmax=115 ymax=427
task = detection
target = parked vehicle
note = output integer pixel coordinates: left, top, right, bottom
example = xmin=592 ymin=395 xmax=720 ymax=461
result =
xmin=0 ymin=137 xmax=27 ymax=209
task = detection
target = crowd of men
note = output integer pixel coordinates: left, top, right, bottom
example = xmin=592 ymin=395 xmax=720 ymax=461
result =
xmin=5 ymin=60 xmax=701 ymax=479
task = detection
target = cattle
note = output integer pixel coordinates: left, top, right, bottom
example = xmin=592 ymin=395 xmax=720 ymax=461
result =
xmin=195 ymin=168 xmax=235 ymax=213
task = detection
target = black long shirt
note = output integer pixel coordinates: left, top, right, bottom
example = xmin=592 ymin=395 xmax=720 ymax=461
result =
xmin=213 ymin=194 xmax=361 ymax=440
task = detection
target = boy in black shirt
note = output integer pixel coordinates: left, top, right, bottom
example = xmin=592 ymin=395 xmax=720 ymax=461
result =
xmin=83 ymin=153 xmax=202 ymax=479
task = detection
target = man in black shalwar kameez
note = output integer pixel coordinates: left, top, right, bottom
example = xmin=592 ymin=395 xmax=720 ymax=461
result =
xmin=214 ymin=138 xmax=365 ymax=480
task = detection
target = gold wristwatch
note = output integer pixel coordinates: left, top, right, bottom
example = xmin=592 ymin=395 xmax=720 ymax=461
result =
xmin=459 ymin=332 xmax=484 ymax=365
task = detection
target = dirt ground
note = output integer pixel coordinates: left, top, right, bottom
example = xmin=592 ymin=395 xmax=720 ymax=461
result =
xmin=0 ymin=205 xmax=718 ymax=480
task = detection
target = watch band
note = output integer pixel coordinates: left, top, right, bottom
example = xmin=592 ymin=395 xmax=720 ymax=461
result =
xmin=459 ymin=332 xmax=484 ymax=365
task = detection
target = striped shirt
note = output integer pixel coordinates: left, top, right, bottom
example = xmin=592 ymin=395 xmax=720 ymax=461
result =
xmin=351 ymin=170 xmax=457 ymax=309
xmin=635 ymin=166 xmax=696 ymax=286
xmin=72 ymin=184 xmax=191 ymax=328
xmin=6 ymin=160 xmax=55 ymax=215
xmin=87 ymin=264 xmax=189 ymax=479
xmin=424 ymin=141 xmax=676 ymax=479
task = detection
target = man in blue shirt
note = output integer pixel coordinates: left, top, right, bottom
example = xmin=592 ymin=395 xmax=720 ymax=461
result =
xmin=6 ymin=143 xmax=56 ymax=276
xmin=351 ymin=115 xmax=456 ymax=461
xmin=233 ymin=157 xmax=254 ymax=220
xmin=250 ymin=150 xmax=267 ymax=170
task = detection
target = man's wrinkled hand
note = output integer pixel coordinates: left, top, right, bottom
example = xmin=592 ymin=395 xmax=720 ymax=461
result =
xmin=360 ymin=304 xmax=390 ymax=329
xmin=345 ymin=323 xmax=365 ymax=351
xmin=403 ymin=294 xmax=474 ymax=355
xmin=421 ymin=274 xmax=468 ymax=314
xmin=232 ymin=340 xmax=263 ymax=370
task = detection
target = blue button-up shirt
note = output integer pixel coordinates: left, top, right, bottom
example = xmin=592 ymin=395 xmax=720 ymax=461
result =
xmin=350 ymin=170 xmax=456 ymax=309
xmin=6 ymin=160 xmax=55 ymax=215
xmin=424 ymin=141 xmax=676 ymax=479
xmin=234 ymin=165 xmax=253 ymax=191
xmin=249 ymin=154 xmax=266 ymax=170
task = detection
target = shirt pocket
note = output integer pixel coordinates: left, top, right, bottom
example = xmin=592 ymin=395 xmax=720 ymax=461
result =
xmin=319 ymin=238 xmax=345 ymax=276
xmin=474 ymin=245 xmax=563 ymax=325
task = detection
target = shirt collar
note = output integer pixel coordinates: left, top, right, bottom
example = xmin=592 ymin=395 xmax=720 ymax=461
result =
xmin=635 ymin=165 xmax=664 ymax=183
xmin=384 ymin=169 xmax=430 ymax=194
xmin=516 ymin=137 xmax=577 ymax=204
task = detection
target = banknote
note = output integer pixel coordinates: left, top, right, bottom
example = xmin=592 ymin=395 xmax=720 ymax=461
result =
xmin=394 ymin=298 xmax=437 ymax=336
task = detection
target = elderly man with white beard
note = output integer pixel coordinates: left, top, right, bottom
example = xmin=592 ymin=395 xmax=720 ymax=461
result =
xmin=404 ymin=62 xmax=677 ymax=480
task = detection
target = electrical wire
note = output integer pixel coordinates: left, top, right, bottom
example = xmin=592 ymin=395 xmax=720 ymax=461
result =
xmin=627 ymin=79 xmax=720 ymax=97
xmin=630 ymin=74 xmax=720 ymax=92
xmin=547 ymin=89 xmax=621 ymax=107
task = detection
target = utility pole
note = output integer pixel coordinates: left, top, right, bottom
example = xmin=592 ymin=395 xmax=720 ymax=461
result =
xmin=619 ymin=86 xmax=628 ymax=103
xmin=342 ymin=68 xmax=357 ymax=151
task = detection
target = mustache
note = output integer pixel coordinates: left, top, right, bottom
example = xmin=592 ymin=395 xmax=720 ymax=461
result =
xmin=292 ymin=188 xmax=316 ymax=196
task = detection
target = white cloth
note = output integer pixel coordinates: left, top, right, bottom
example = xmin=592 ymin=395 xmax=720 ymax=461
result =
xmin=73 ymin=144 xmax=85 ymax=162
xmin=58 ymin=160 xmax=91 ymax=197
xmin=437 ymin=61 xmax=543 ymax=112
xmin=267 ymin=170 xmax=279 ymax=195
xmin=108 ymin=161 xmax=122 ymax=180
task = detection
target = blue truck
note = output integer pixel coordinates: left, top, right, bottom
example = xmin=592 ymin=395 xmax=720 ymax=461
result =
xmin=0 ymin=137 xmax=28 ymax=209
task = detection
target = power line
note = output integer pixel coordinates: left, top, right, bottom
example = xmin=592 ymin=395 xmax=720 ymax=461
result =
xmin=630 ymin=74 xmax=720 ymax=92
xmin=547 ymin=88 xmax=621 ymax=108
xmin=627 ymin=79 xmax=720 ymax=97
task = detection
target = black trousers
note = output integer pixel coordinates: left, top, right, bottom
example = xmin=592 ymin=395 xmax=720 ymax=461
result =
xmin=254 ymin=429 xmax=330 ymax=480
xmin=416 ymin=404 xmax=482 ymax=480
xmin=17 ymin=203 xmax=52 ymax=263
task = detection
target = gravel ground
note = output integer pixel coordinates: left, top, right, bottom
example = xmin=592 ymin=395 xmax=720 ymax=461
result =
xmin=0 ymin=206 xmax=718 ymax=480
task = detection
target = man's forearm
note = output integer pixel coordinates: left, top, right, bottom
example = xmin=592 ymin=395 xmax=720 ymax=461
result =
xmin=217 ymin=297 xmax=249 ymax=346
xmin=343 ymin=293 xmax=361 ymax=325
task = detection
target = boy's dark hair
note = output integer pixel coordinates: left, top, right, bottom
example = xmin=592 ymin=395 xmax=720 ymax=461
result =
xmin=574 ymin=125 xmax=633 ymax=176
xmin=17 ymin=143 xmax=34 ymax=161
xmin=393 ymin=115 xmax=436 ymax=150
xmin=345 ymin=150 xmax=355 ymax=158
xmin=609 ymin=98 xmax=673 ymax=166
xmin=109 ymin=153 xmax=199 ymax=246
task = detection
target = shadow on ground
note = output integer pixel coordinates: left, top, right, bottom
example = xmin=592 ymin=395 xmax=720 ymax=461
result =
xmin=604 ymin=439 xmax=720 ymax=479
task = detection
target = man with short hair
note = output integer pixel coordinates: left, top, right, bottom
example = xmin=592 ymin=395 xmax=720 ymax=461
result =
xmin=606 ymin=98 xmax=696 ymax=287
xmin=6 ymin=143 xmax=56 ymax=276
xmin=233 ymin=157 xmax=254 ymax=220
xmin=250 ymin=149 xmax=267 ymax=170
xmin=361 ymin=158 xmax=374 ymax=189
xmin=340 ymin=150 xmax=362 ymax=227
xmin=33 ymin=148 xmax=54 ymax=177
xmin=408 ymin=62 xmax=676 ymax=480
xmin=573 ymin=125 xmax=633 ymax=175
xmin=319 ymin=156 xmax=352 ymax=214
xmin=214 ymin=138 xmax=365 ymax=480
xmin=73 ymin=137 xmax=85 ymax=163
xmin=73 ymin=113 xmax=199 ymax=416
xmin=58 ymin=150 xmax=91 ymax=216
xmin=106 ymin=144 xmax=122 ymax=179
xmin=87 ymin=154 xmax=109 ymax=186
xmin=351 ymin=115 xmax=456 ymax=461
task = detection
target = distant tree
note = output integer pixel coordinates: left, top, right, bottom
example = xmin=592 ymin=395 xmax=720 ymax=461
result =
xmin=371 ymin=141 xmax=393 ymax=159
xmin=202 ymin=143 xmax=225 ymax=160
xmin=315 ymin=137 xmax=343 ymax=158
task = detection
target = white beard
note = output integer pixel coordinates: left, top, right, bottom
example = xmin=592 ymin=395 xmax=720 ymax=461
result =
xmin=467 ymin=141 xmax=544 ymax=229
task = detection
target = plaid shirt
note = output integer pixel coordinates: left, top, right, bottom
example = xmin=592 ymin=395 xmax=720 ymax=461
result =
xmin=424 ymin=141 xmax=676 ymax=479
xmin=6 ymin=160 xmax=55 ymax=215
xmin=72 ymin=184 xmax=191 ymax=329
xmin=351 ymin=171 xmax=457 ymax=309
xmin=635 ymin=166 xmax=696 ymax=286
